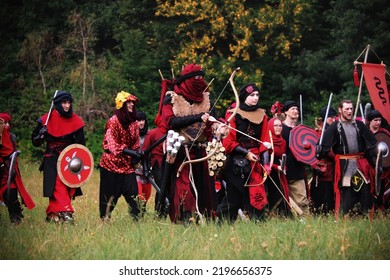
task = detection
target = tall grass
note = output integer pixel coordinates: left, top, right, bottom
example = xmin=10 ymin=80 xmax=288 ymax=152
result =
xmin=1 ymin=161 xmax=389 ymax=260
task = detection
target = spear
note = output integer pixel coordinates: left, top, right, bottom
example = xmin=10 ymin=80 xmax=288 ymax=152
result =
xmin=44 ymin=90 xmax=59 ymax=127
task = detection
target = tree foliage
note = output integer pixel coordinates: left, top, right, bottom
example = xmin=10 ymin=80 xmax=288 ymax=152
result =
xmin=0 ymin=0 xmax=389 ymax=162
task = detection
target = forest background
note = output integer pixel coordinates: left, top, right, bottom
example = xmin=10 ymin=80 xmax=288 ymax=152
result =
xmin=1 ymin=0 xmax=389 ymax=163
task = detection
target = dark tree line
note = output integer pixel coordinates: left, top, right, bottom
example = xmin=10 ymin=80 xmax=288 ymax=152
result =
xmin=0 ymin=0 xmax=389 ymax=162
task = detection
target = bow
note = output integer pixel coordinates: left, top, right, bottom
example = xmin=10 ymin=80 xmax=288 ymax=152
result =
xmin=242 ymin=132 xmax=273 ymax=187
xmin=266 ymin=171 xmax=304 ymax=218
xmin=176 ymin=137 xmax=220 ymax=177
xmin=227 ymin=67 xmax=241 ymax=123
xmin=176 ymin=67 xmax=241 ymax=176
xmin=243 ymin=161 xmax=267 ymax=187
xmin=269 ymin=130 xmax=274 ymax=174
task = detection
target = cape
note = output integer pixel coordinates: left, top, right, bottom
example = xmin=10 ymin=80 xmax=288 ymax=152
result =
xmin=41 ymin=110 xmax=84 ymax=137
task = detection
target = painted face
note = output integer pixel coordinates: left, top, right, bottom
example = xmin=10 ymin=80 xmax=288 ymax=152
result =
xmin=61 ymin=100 xmax=71 ymax=112
xmin=339 ymin=102 xmax=353 ymax=121
xmin=245 ymin=91 xmax=259 ymax=106
xmin=126 ymin=101 xmax=134 ymax=113
xmin=273 ymin=119 xmax=283 ymax=136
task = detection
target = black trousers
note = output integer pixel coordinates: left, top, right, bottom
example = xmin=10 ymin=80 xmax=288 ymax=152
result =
xmin=340 ymin=184 xmax=372 ymax=215
xmin=311 ymin=180 xmax=335 ymax=214
xmin=216 ymin=182 xmax=264 ymax=222
xmin=99 ymin=167 xmax=140 ymax=219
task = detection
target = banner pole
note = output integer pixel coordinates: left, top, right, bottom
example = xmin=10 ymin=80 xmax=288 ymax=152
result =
xmin=354 ymin=44 xmax=370 ymax=119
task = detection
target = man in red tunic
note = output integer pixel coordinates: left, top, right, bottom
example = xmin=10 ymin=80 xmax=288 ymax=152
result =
xmin=32 ymin=91 xmax=85 ymax=223
xmin=1 ymin=113 xmax=35 ymax=224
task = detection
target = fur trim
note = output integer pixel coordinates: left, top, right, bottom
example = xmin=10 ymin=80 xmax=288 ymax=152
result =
xmin=171 ymin=92 xmax=210 ymax=116
xmin=171 ymin=92 xmax=211 ymax=142
xmin=227 ymin=107 xmax=266 ymax=124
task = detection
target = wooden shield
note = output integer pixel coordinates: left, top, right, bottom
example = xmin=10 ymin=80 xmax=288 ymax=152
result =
xmin=57 ymin=144 xmax=94 ymax=188
xmin=289 ymin=124 xmax=319 ymax=166
xmin=375 ymin=131 xmax=390 ymax=168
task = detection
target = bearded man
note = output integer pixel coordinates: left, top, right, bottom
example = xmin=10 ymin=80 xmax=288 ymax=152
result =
xmin=318 ymin=99 xmax=377 ymax=217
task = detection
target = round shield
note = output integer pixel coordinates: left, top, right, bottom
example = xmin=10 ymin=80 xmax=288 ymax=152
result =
xmin=289 ymin=124 xmax=319 ymax=165
xmin=375 ymin=131 xmax=390 ymax=168
xmin=57 ymin=144 xmax=94 ymax=188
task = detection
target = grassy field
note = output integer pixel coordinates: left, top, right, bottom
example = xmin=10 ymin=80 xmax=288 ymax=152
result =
xmin=1 ymin=161 xmax=389 ymax=260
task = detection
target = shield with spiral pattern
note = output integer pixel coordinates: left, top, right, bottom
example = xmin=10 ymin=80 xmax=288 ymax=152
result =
xmin=289 ymin=124 xmax=319 ymax=166
xmin=57 ymin=144 xmax=94 ymax=188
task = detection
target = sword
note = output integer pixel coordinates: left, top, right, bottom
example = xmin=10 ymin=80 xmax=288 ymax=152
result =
xmin=300 ymin=94 xmax=303 ymax=124
xmin=7 ymin=150 xmax=21 ymax=198
xmin=374 ymin=149 xmax=382 ymax=196
xmin=140 ymin=134 xmax=169 ymax=205
xmin=280 ymin=153 xmax=287 ymax=175
xmin=143 ymin=134 xmax=167 ymax=156
xmin=141 ymin=134 xmax=167 ymax=188
xmin=317 ymin=93 xmax=333 ymax=158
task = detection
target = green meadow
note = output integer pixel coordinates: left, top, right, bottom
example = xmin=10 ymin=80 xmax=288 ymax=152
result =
xmin=1 ymin=161 xmax=389 ymax=260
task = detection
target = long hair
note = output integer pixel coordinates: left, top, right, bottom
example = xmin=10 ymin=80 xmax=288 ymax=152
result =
xmin=115 ymin=102 xmax=136 ymax=127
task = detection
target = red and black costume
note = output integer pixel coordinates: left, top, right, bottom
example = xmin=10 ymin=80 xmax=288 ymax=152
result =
xmin=319 ymin=119 xmax=377 ymax=216
xmin=216 ymin=83 xmax=270 ymax=222
xmin=1 ymin=113 xmax=35 ymax=224
xmin=99 ymin=91 xmax=141 ymax=221
xmin=142 ymin=125 xmax=166 ymax=211
xmin=265 ymin=117 xmax=290 ymax=216
xmin=32 ymin=91 xmax=85 ymax=222
xmin=310 ymin=107 xmax=338 ymax=215
xmin=160 ymin=64 xmax=217 ymax=223
xmin=135 ymin=110 xmax=152 ymax=205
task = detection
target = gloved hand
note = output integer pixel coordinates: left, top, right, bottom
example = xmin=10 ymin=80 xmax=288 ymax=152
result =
xmin=33 ymin=126 xmax=48 ymax=141
xmin=315 ymin=144 xmax=323 ymax=159
xmin=38 ymin=126 xmax=48 ymax=137
xmin=261 ymin=150 xmax=270 ymax=165
xmin=123 ymin=149 xmax=144 ymax=165
xmin=311 ymin=162 xmax=325 ymax=176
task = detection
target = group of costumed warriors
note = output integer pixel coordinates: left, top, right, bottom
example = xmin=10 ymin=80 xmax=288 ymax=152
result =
xmin=1 ymin=63 xmax=389 ymax=225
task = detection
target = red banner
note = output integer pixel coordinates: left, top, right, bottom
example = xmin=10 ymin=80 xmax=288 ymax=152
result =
xmin=361 ymin=63 xmax=390 ymax=123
